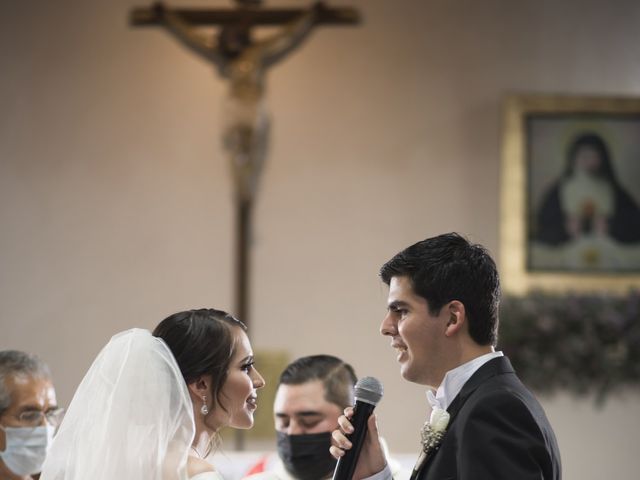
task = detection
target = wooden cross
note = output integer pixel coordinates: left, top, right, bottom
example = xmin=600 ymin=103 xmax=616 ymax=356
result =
xmin=129 ymin=1 xmax=360 ymax=337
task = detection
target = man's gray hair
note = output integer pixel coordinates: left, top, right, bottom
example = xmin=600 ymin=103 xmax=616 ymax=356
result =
xmin=0 ymin=350 xmax=51 ymax=415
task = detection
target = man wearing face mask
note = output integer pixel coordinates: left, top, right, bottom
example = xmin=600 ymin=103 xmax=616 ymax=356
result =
xmin=0 ymin=351 xmax=63 ymax=480
xmin=245 ymin=355 xmax=403 ymax=480
xmin=244 ymin=355 xmax=356 ymax=480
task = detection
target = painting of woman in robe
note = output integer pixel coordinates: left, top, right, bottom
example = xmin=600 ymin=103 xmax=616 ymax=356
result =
xmin=529 ymin=125 xmax=640 ymax=272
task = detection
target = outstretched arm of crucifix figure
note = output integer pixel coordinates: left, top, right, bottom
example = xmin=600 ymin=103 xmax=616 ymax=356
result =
xmin=259 ymin=1 xmax=325 ymax=68
xmin=153 ymin=1 xmax=226 ymax=69
xmin=153 ymin=1 xmax=324 ymax=71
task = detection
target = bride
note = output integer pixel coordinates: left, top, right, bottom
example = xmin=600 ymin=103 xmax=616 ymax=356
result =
xmin=40 ymin=308 xmax=265 ymax=480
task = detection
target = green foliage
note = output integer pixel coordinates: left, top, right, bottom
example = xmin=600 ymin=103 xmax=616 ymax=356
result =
xmin=498 ymin=290 xmax=640 ymax=404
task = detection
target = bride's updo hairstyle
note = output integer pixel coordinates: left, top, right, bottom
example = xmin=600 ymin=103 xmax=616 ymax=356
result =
xmin=152 ymin=308 xmax=247 ymax=413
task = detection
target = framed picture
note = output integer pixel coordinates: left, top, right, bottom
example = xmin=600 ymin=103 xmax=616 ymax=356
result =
xmin=500 ymin=94 xmax=640 ymax=293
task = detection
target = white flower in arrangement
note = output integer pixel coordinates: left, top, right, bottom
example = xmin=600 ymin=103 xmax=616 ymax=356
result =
xmin=420 ymin=407 xmax=450 ymax=455
xmin=412 ymin=406 xmax=451 ymax=475
xmin=429 ymin=407 xmax=450 ymax=432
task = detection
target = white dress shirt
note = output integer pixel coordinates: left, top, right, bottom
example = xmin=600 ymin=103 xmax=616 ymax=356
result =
xmin=427 ymin=350 xmax=503 ymax=411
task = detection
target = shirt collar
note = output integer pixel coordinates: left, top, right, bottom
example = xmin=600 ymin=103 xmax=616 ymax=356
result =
xmin=427 ymin=350 xmax=504 ymax=411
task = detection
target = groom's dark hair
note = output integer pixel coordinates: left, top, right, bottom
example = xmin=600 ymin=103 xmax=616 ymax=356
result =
xmin=379 ymin=232 xmax=501 ymax=346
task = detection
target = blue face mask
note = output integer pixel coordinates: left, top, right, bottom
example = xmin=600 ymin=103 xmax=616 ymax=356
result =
xmin=0 ymin=424 xmax=55 ymax=475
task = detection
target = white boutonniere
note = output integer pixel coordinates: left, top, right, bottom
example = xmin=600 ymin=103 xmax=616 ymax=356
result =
xmin=412 ymin=406 xmax=450 ymax=475
xmin=420 ymin=407 xmax=450 ymax=455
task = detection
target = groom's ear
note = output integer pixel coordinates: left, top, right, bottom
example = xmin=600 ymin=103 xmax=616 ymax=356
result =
xmin=444 ymin=300 xmax=466 ymax=337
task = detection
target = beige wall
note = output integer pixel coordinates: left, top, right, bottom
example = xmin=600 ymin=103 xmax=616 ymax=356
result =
xmin=2 ymin=0 xmax=639 ymax=478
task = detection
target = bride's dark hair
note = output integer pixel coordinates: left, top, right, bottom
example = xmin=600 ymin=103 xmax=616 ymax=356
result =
xmin=152 ymin=308 xmax=247 ymax=414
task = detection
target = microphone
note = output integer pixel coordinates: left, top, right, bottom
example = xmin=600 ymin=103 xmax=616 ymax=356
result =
xmin=332 ymin=376 xmax=384 ymax=480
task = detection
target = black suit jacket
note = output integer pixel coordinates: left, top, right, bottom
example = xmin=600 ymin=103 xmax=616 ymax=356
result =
xmin=411 ymin=356 xmax=561 ymax=480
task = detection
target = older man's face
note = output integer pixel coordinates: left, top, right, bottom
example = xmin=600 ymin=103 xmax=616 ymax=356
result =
xmin=0 ymin=374 xmax=57 ymax=451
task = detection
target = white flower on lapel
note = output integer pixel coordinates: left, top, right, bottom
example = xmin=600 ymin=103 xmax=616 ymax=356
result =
xmin=430 ymin=407 xmax=450 ymax=432
xmin=420 ymin=407 xmax=450 ymax=455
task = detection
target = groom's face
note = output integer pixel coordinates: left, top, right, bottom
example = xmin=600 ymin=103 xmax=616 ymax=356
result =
xmin=380 ymin=276 xmax=450 ymax=387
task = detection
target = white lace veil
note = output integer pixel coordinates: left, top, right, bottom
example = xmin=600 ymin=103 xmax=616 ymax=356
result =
xmin=40 ymin=329 xmax=195 ymax=480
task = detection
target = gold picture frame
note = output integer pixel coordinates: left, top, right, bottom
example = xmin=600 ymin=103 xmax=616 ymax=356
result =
xmin=500 ymin=94 xmax=640 ymax=294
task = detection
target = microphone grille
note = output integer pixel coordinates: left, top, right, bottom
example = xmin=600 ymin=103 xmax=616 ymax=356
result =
xmin=354 ymin=376 xmax=383 ymax=405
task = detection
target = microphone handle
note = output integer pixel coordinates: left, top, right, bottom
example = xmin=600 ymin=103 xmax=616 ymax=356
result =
xmin=332 ymin=400 xmax=376 ymax=480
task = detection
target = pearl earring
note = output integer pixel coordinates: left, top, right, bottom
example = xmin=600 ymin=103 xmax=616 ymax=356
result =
xmin=201 ymin=396 xmax=209 ymax=415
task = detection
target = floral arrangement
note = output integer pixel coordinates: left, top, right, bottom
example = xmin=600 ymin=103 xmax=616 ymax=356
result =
xmin=420 ymin=407 xmax=450 ymax=454
xmin=498 ymin=289 xmax=640 ymax=404
xmin=413 ymin=406 xmax=450 ymax=474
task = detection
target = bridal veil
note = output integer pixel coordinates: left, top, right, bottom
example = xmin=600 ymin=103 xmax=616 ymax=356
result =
xmin=40 ymin=328 xmax=195 ymax=480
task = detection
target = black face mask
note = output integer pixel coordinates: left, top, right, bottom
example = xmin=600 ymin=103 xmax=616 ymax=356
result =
xmin=276 ymin=431 xmax=337 ymax=480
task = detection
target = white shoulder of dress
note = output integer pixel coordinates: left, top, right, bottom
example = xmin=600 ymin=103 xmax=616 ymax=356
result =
xmin=190 ymin=471 xmax=224 ymax=480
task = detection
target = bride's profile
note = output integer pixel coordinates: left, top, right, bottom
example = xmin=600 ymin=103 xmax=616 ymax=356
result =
xmin=40 ymin=308 xmax=265 ymax=480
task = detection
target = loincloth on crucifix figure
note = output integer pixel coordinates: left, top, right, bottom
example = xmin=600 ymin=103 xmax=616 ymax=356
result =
xmin=154 ymin=1 xmax=325 ymax=203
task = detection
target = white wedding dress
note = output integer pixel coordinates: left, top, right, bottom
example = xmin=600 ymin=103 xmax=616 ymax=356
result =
xmin=40 ymin=329 xmax=212 ymax=480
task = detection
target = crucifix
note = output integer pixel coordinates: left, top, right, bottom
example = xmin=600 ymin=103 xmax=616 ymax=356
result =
xmin=130 ymin=1 xmax=360 ymax=340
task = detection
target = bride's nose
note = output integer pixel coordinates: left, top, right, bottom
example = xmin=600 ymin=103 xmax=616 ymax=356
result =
xmin=252 ymin=368 xmax=265 ymax=389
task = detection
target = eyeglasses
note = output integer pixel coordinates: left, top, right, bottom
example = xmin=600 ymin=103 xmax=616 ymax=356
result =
xmin=10 ymin=407 xmax=66 ymax=427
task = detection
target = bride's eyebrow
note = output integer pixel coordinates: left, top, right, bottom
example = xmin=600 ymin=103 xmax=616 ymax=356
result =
xmin=238 ymin=355 xmax=254 ymax=363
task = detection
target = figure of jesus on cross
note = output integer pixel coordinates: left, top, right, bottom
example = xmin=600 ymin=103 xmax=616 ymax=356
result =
xmin=131 ymin=1 xmax=359 ymax=336
xmin=154 ymin=0 xmax=327 ymax=203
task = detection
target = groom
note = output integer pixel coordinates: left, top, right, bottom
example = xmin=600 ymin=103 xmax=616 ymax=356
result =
xmin=330 ymin=233 xmax=561 ymax=479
